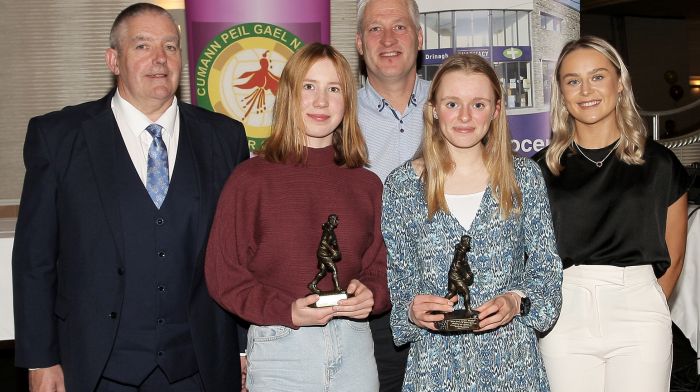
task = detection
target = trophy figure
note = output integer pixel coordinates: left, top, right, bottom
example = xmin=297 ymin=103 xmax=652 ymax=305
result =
xmin=434 ymin=235 xmax=480 ymax=332
xmin=308 ymin=214 xmax=348 ymax=307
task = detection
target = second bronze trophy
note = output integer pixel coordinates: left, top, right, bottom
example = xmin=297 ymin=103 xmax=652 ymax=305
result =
xmin=434 ymin=235 xmax=480 ymax=332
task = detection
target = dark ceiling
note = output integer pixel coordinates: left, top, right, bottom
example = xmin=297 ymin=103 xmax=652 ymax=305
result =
xmin=582 ymin=0 xmax=700 ymax=19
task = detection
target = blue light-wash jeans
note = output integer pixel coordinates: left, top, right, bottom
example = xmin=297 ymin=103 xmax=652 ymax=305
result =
xmin=246 ymin=318 xmax=379 ymax=391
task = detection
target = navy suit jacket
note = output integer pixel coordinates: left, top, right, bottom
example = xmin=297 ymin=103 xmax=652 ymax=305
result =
xmin=12 ymin=91 xmax=248 ymax=391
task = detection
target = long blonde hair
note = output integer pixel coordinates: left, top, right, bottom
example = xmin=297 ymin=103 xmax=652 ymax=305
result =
xmin=546 ymin=36 xmax=646 ymax=175
xmin=260 ymin=43 xmax=368 ymax=168
xmin=418 ymin=54 xmax=521 ymax=219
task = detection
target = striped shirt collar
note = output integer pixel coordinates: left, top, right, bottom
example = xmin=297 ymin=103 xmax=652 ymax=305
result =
xmin=362 ymin=75 xmax=426 ymax=114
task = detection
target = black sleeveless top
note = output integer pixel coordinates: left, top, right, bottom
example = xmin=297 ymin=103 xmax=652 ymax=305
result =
xmin=534 ymin=139 xmax=690 ymax=276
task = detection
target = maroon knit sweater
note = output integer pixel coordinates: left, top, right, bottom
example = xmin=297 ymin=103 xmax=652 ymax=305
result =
xmin=205 ymin=146 xmax=390 ymax=328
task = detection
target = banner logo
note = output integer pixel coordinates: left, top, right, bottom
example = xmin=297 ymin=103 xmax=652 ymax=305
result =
xmin=195 ymin=23 xmax=303 ymax=151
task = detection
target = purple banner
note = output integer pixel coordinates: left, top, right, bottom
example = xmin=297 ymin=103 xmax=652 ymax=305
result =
xmin=456 ymin=47 xmax=490 ymax=59
xmin=184 ymin=0 xmax=330 ymax=151
xmin=423 ymin=46 xmax=531 ymax=65
xmin=507 ymin=111 xmax=551 ymax=157
xmin=421 ymin=48 xmax=453 ymax=65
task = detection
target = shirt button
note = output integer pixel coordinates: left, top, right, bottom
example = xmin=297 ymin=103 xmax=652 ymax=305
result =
xmin=155 ymin=217 xmax=165 ymax=225
xmin=108 ymin=312 xmax=118 ymax=319
xmin=400 ymin=120 xmax=404 ymax=124
xmin=158 ymin=251 xmax=166 ymax=258
xmin=400 ymin=129 xmax=405 ymax=133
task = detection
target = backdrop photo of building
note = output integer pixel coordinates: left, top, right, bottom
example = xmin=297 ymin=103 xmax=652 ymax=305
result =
xmin=415 ymin=0 xmax=579 ymax=156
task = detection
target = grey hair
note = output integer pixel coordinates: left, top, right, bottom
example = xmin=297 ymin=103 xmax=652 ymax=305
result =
xmin=357 ymin=0 xmax=420 ymax=34
xmin=109 ymin=3 xmax=179 ymax=50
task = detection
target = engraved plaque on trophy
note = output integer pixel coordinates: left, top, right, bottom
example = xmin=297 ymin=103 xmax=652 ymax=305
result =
xmin=308 ymin=214 xmax=348 ymax=307
xmin=434 ymin=235 xmax=480 ymax=332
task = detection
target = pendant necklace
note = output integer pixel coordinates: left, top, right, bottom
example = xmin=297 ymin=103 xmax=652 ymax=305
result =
xmin=573 ymin=139 xmax=620 ymax=168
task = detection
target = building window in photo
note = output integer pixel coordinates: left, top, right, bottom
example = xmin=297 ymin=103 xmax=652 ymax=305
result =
xmin=541 ymin=12 xmax=562 ymax=32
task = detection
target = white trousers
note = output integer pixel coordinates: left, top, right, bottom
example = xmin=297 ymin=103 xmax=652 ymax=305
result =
xmin=539 ymin=265 xmax=672 ymax=392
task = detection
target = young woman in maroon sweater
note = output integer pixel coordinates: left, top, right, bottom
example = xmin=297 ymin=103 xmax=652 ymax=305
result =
xmin=205 ymin=43 xmax=390 ymax=392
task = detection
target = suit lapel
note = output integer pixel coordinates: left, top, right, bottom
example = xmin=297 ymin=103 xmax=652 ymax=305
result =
xmin=81 ymin=97 xmax=126 ymax=262
xmin=79 ymin=97 xmax=216 ymax=275
xmin=178 ymin=104 xmax=212 ymax=259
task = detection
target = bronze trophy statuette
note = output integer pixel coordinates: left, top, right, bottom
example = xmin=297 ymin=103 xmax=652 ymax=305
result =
xmin=434 ymin=235 xmax=480 ymax=332
xmin=308 ymin=214 xmax=348 ymax=307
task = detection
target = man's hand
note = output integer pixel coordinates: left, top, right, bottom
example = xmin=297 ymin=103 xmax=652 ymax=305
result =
xmin=333 ymin=279 xmax=374 ymax=319
xmin=240 ymin=356 xmax=248 ymax=392
xmin=29 ymin=364 xmax=65 ymax=392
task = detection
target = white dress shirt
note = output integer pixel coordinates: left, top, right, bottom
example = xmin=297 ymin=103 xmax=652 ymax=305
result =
xmin=111 ymin=89 xmax=180 ymax=186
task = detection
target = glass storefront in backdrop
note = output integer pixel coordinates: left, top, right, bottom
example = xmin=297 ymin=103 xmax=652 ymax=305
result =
xmin=416 ymin=0 xmax=580 ymax=156
xmin=420 ymin=9 xmax=533 ymax=109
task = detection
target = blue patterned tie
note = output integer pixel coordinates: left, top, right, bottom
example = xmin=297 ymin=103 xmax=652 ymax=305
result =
xmin=145 ymin=124 xmax=169 ymax=208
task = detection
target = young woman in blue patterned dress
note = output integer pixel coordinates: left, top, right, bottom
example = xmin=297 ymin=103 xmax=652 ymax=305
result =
xmin=381 ymin=54 xmax=563 ymax=391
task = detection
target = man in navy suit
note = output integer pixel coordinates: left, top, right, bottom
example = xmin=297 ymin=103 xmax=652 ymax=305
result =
xmin=12 ymin=3 xmax=248 ymax=391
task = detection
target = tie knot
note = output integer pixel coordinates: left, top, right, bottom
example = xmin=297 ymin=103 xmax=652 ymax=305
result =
xmin=145 ymin=123 xmax=163 ymax=139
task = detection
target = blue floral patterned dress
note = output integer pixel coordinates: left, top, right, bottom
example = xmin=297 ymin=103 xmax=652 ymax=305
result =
xmin=381 ymin=157 xmax=562 ymax=392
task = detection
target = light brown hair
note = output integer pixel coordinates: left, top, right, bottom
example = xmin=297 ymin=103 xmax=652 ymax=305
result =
xmin=419 ymin=54 xmax=521 ymax=219
xmin=260 ymin=43 xmax=368 ymax=167
xmin=546 ymin=35 xmax=646 ymax=175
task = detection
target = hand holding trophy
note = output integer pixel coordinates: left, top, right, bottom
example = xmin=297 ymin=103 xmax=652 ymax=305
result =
xmin=308 ymin=214 xmax=348 ymax=307
xmin=434 ymin=235 xmax=480 ymax=332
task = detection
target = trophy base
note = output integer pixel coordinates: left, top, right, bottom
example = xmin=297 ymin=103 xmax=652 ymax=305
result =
xmin=434 ymin=309 xmax=480 ymax=332
xmin=311 ymin=292 xmax=348 ymax=308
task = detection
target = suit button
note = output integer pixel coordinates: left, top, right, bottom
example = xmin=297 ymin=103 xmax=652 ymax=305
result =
xmin=157 ymin=318 xmax=165 ymax=325
xmin=157 ymin=285 xmax=166 ymax=292
xmin=158 ymin=251 xmax=166 ymax=258
xmin=117 ymin=267 xmax=125 ymax=275
xmin=108 ymin=312 xmax=118 ymax=319
xmin=157 ymin=351 xmax=164 ymax=357
xmin=155 ymin=217 xmax=165 ymax=225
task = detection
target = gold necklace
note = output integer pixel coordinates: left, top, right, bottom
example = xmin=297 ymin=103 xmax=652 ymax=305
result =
xmin=573 ymin=139 xmax=621 ymax=168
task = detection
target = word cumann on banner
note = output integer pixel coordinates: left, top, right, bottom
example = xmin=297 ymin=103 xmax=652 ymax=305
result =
xmin=196 ymin=23 xmax=304 ymax=152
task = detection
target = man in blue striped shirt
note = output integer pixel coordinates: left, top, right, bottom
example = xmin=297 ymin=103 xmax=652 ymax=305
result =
xmin=356 ymin=0 xmax=429 ymax=390
xmin=357 ymin=0 xmax=429 ymax=183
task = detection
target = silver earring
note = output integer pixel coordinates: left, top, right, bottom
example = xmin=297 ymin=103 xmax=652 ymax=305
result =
xmin=433 ymin=110 xmax=438 ymax=120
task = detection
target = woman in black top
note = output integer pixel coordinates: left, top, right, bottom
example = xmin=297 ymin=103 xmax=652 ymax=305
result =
xmin=535 ymin=36 xmax=690 ymax=392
